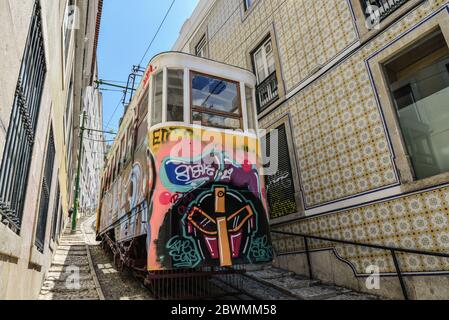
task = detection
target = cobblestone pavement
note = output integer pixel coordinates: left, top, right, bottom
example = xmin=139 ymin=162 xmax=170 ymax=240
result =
xmin=82 ymin=215 xmax=153 ymax=300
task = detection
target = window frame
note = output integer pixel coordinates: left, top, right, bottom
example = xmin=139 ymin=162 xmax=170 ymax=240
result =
xmin=189 ymin=70 xmax=244 ymax=130
xmin=252 ymin=37 xmax=275 ymax=84
xmin=368 ymin=16 xmax=449 ymax=191
xmin=166 ymin=68 xmax=185 ymax=123
xmin=250 ymin=34 xmax=281 ymax=114
xmin=195 ymin=35 xmax=208 ymax=58
xmin=35 ymin=127 xmax=56 ymax=253
xmin=262 ymin=115 xmax=304 ymax=225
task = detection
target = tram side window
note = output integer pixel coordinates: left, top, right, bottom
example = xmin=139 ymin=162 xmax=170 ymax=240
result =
xmin=167 ymin=69 xmax=184 ymax=122
xmin=191 ymin=72 xmax=242 ymax=129
xmin=126 ymin=123 xmax=134 ymax=159
xmin=120 ymin=136 xmax=126 ymax=168
xmin=151 ymin=72 xmax=163 ymax=126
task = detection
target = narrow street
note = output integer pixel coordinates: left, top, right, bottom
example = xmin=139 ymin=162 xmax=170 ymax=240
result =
xmin=38 ymin=215 xmax=380 ymax=301
xmin=2 ymin=0 xmax=449 ymax=303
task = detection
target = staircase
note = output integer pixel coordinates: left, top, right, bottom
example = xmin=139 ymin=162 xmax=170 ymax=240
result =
xmin=240 ymin=264 xmax=381 ymax=300
xmin=38 ymin=218 xmax=103 ymax=300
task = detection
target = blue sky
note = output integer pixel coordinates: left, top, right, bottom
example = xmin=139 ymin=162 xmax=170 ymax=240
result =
xmin=97 ymin=0 xmax=199 ymax=138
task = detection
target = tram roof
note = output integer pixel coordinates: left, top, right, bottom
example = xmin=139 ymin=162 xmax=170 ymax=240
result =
xmin=103 ymin=52 xmax=257 ymax=164
xmin=147 ymin=51 xmax=257 ymax=85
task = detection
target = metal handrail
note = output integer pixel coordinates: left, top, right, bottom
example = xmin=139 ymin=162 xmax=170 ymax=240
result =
xmin=271 ymin=230 xmax=449 ymax=300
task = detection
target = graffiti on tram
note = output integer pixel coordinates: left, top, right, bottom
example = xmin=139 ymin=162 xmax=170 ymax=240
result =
xmin=147 ymin=126 xmax=273 ymax=271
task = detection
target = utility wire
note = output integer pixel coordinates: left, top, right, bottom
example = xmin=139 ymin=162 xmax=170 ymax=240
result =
xmin=100 ymin=1 xmax=176 ymax=143
xmin=104 ymin=98 xmax=123 ymax=135
xmin=138 ymin=0 xmax=176 ymax=67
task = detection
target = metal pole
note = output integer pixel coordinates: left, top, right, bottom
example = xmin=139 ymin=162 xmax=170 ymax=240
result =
xmin=391 ymin=250 xmax=409 ymax=300
xmin=304 ymin=237 xmax=313 ymax=279
xmin=72 ymin=111 xmax=87 ymax=232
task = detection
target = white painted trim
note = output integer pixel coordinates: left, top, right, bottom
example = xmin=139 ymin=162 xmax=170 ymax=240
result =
xmin=148 ymin=73 xmax=154 ymax=125
xmin=183 ymin=67 xmax=190 ymax=123
xmin=240 ymin=82 xmax=249 ymax=132
xmin=162 ymin=67 xmax=168 ymax=122
xmin=304 ymin=185 xmax=403 ymax=217
xmin=149 ymin=52 xmax=256 ymax=87
xmin=252 ymin=87 xmax=260 ymax=133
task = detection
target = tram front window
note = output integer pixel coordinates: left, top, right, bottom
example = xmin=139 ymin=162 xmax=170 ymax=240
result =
xmin=191 ymin=72 xmax=242 ymax=129
xmin=167 ymin=69 xmax=184 ymax=122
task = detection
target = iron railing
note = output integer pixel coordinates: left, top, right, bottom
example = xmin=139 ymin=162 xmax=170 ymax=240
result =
xmin=256 ymin=71 xmax=279 ymax=113
xmin=361 ymin=0 xmax=409 ymax=22
xmin=35 ymin=130 xmax=56 ymax=252
xmin=271 ymin=230 xmax=449 ymax=300
xmin=0 ymin=0 xmax=46 ymax=234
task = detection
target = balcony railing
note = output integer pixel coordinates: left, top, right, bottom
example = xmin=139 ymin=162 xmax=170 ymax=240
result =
xmin=256 ymin=71 xmax=279 ymax=113
xmin=361 ymin=0 xmax=409 ymax=23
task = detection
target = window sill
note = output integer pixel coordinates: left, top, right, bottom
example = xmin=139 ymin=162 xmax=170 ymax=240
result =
xmin=0 ymin=223 xmax=21 ymax=261
xmin=400 ymin=171 xmax=449 ymax=194
xmin=29 ymin=245 xmax=44 ymax=269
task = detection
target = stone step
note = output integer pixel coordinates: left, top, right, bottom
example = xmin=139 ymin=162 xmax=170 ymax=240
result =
xmin=233 ymin=276 xmax=295 ymax=300
xmin=289 ymin=285 xmax=352 ymax=300
xmin=48 ymin=265 xmax=90 ymax=273
xmin=325 ymin=292 xmax=380 ymax=300
xmin=246 ymin=267 xmax=294 ymax=280
xmin=52 ymin=255 xmax=89 ymax=266
xmin=45 ymin=271 xmax=93 ymax=282
xmin=57 ymin=245 xmax=86 ymax=251
xmin=39 ymin=289 xmax=99 ymax=300
xmin=41 ymin=279 xmax=97 ymax=292
xmin=58 ymin=243 xmax=86 ymax=247
xmin=244 ymin=263 xmax=271 ymax=272
xmin=263 ymin=276 xmax=321 ymax=290
xmin=55 ymin=249 xmax=87 ymax=256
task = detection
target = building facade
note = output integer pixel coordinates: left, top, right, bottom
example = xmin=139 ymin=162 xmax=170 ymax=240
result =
xmin=79 ymin=81 xmax=105 ymax=218
xmin=0 ymin=0 xmax=103 ymax=299
xmin=173 ymin=0 xmax=449 ymax=299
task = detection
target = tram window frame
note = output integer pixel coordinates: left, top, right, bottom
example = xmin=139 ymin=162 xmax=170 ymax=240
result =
xmin=167 ymin=69 xmax=185 ymax=122
xmin=189 ymin=71 xmax=243 ymax=130
xmin=151 ymin=71 xmax=164 ymax=126
xmin=245 ymin=85 xmax=257 ymax=132
xmin=120 ymin=135 xmax=126 ymax=168
xmin=126 ymin=123 xmax=134 ymax=160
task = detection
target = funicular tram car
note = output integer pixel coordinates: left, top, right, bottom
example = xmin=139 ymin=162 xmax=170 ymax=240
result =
xmin=96 ymin=52 xmax=273 ymax=296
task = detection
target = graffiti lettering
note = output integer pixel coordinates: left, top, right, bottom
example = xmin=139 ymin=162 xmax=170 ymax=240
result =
xmin=174 ymin=163 xmax=216 ymax=183
xmin=218 ymin=168 xmax=234 ymax=181
xmin=166 ymin=236 xmax=201 ymax=268
xmin=152 ymin=127 xmax=193 ymax=147
xmin=266 ymin=170 xmax=291 ymax=192
xmin=249 ymin=235 xmax=273 ymax=263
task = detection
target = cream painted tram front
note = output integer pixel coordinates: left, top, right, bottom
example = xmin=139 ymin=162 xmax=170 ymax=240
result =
xmin=97 ymin=52 xmax=273 ymax=272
